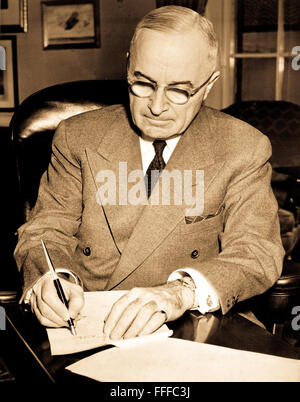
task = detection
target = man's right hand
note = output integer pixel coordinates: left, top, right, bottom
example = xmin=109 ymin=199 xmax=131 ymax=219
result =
xmin=30 ymin=275 xmax=84 ymax=328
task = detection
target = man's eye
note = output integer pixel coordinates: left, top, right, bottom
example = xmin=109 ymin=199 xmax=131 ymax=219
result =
xmin=166 ymin=88 xmax=189 ymax=103
xmin=168 ymin=87 xmax=189 ymax=95
xmin=130 ymin=81 xmax=155 ymax=97
xmin=135 ymin=81 xmax=154 ymax=88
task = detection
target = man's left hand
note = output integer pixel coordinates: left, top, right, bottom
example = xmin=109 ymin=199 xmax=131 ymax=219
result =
xmin=103 ymin=280 xmax=195 ymax=340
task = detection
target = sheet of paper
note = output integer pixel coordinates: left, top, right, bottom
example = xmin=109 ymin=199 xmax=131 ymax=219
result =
xmin=66 ymin=337 xmax=300 ymax=382
xmin=46 ymin=290 xmax=172 ymax=355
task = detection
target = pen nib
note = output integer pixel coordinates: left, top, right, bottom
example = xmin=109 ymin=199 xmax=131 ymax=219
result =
xmin=71 ymin=325 xmax=77 ymax=336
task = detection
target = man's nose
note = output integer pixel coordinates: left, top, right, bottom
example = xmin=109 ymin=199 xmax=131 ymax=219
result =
xmin=148 ymin=87 xmax=168 ymax=116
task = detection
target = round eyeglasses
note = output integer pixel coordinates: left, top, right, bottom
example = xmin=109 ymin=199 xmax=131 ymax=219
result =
xmin=127 ymin=72 xmax=215 ymax=105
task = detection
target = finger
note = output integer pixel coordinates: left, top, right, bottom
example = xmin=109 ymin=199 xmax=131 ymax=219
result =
xmin=65 ymin=284 xmax=84 ymax=319
xmin=37 ymin=291 xmax=70 ymax=326
xmin=39 ymin=280 xmax=73 ymax=323
xmin=138 ymin=311 xmax=168 ymax=337
xmin=123 ymin=301 xmax=158 ymax=339
xmin=107 ymin=298 xmax=145 ymax=340
xmin=103 ymin=292 xmax=138 ymax=336
xmin=31 ymin=293 xmax=66 ymax=327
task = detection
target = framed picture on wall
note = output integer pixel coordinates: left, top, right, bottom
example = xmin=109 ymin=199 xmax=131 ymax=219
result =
xmin=0 ymin=36 xmax=19 ymax=111
xmin=0 ymin=0 xmax=28 ymax=33
xmin=41 ymin=0 xmax=100 ymax=49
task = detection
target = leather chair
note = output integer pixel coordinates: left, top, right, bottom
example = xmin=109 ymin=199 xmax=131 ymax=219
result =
xmin=11 ymin=80 xmax=128 ymax=222
xmin=222 ymin=101 xmax=300 ymax=339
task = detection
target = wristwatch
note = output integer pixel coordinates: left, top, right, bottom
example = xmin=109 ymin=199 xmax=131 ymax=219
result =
xmin=177 ymin=275 xmax=199 ymax=309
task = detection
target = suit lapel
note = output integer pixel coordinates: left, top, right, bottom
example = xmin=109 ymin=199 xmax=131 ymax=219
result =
xmin=106 ymin=107 xmax=225 ymax=290
xmin=86 ymin=110 xmax=146 ymax=253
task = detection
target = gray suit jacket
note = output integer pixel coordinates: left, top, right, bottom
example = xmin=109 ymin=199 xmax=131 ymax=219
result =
xmin=14 ymin=105 xmax=284 ymax=314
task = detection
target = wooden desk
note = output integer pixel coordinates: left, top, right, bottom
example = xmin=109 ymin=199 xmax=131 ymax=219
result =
xmin=1 ymin=302 xmax=300 ymax=384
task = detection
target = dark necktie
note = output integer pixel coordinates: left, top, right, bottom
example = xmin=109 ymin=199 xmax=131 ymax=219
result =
xmin=145 ymin=139 xmax=167 ymax=197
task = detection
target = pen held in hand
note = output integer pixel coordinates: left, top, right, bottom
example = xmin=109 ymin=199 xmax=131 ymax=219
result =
xmin=41 ymin=239 xmax=77 ymax=336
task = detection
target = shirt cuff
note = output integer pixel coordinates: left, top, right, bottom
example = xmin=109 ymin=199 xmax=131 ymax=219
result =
xmin=168 ymin=268 xmax=220 ymax=314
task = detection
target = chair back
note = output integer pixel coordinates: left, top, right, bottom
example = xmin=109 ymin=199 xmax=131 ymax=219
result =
xmin=222 ymin=100 xmax=300 ymax=173
xmin=11 ymin=80 xmax=128 ymax=222
xmin=222 ymin=100 xmax=300 ymax=254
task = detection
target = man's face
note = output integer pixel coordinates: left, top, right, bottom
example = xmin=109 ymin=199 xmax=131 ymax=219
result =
xmin=128 ymin=29 xmax=218 ymax=140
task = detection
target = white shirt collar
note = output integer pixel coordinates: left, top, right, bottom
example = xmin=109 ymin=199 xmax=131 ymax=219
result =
xmin=139 ymin=135 xmax=181 ymax=174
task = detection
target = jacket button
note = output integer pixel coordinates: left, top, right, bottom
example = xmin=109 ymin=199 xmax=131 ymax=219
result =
xmin=191 ymin=249 xmax=199 ymax=259
xmin=83 ymin=247 xmax=91 ymax=256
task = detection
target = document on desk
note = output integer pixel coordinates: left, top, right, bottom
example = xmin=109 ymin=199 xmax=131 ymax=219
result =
xmin=46 ymin=290 xmax=172 ymax=355
xmin=66 ymin=337 xmax=300 ymax=382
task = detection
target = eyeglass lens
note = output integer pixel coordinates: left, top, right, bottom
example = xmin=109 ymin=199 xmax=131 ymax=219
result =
xmin=130 ymin=81 xmax=189 ymax=104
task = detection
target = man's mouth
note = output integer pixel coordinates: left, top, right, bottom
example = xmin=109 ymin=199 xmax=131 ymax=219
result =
xmin=144 ymin=116 xmax=171 ymax=126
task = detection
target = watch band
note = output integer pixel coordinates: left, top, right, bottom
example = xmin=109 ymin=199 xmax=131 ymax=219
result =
xmin=177 ymin=276 xmax=198 ymax=309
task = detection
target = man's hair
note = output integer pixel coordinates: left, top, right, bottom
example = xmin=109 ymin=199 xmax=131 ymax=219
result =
xmin=129 ymin=6 xmax=218 ymax=64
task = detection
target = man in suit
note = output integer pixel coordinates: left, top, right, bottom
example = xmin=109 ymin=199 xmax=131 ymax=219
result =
xmin=14 ymin=6 xmax=284 ymax=339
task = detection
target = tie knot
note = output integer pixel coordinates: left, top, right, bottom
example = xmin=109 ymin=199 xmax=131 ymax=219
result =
xmin=153 ymin=139 xmax=167 ymax=156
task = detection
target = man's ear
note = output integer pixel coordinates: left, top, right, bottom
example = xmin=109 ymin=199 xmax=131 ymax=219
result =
xmin=126 ymin=52 xmax=130 ymax=73
xmin=203 ymin=71 xmax=220 ymax=101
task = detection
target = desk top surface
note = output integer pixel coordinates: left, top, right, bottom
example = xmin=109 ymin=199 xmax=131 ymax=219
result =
xmin=1 ymin=303 xmax=300 ymax=384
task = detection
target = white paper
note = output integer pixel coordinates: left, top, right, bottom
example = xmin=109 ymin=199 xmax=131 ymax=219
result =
xmin=46 ymin=290 xmax=172 ymax=355
xmin=66 ymin=337 xmax=300 ymax=382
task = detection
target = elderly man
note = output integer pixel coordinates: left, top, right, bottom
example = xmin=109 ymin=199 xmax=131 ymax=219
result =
xmin=14 ymin=6 xmax=284 ymax=339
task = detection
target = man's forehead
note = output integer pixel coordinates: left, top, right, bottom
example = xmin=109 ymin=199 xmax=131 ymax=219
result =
xmin=130 ymin=29 xmax=213 ymax=81
xmin=134 ymin=28 xmax=209 ymax=56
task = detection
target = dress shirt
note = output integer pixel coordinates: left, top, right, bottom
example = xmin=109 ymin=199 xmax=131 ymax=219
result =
xmin=139 ymin=134 xmax=181 ymax=174
xmin=139 ymin=134 xmax=220 ymax=314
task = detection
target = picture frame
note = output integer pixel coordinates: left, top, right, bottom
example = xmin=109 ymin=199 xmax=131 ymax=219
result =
xmin=0 ymin=0 xmax=28 ymax=33
xmin=0 ymin=36 xmax=19 ymax=111
xmin=41 ymin=0 xmax=100 ymax=50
